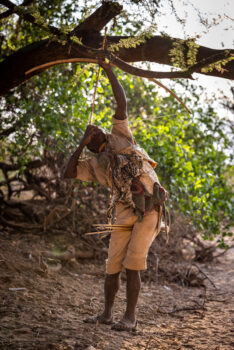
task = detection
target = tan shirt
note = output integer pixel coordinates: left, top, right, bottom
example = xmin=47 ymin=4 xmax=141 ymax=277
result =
xmin=76 ymin=117 xmax=159 ymax=194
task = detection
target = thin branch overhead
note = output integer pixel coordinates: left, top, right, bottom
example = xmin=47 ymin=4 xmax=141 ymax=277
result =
xmin=0 ymin=1 xmax=233 ymax=95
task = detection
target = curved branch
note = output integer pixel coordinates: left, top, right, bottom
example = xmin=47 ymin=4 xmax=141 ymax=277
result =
xmin=149 ymin=78 xmax=192 ymax=114
xmin=109 ymin=53 xmax=192 ymax=79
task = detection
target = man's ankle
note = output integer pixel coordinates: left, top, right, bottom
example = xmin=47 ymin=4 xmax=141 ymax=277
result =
xmin=123 ymin=313 xmax=136 ymax=324
xmin=102 ymin=311 xmax=112 ymax=320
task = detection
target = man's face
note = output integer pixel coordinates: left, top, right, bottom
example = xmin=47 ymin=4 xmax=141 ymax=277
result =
xmin=87 ymin=127 xmax=106 ymax=153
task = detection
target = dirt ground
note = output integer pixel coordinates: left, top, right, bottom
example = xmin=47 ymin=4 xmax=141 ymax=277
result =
xmin=0 ymin=231 xmax=233 ymax=350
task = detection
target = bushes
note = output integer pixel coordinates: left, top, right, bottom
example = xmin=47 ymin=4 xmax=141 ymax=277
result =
xmin=1 ymin=68 xmax=233 ymax=246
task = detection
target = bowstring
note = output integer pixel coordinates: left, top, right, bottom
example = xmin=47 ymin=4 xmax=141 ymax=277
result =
xmin=88 ymin=27 xmax=108 ymax=125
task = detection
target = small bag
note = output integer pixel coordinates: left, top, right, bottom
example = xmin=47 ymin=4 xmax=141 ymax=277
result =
xmin=153 ymin=182 xmax=168 ymax=206
xmin=131 ymin=178 xmax=168 ymax=220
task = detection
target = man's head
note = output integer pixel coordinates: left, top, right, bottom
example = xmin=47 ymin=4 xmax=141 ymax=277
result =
xmin=86 ymin=125 xmax=106 ymax=153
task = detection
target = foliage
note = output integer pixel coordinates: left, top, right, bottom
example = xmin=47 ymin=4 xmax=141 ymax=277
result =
xmin=201 ymin=53 xmax=234 ymax=74
xmin=169 ymin=39 xmax=187 ymax=69
xmin=1 ymin=64 xmax=90 ymax=164
xmin=108 ymin=24 xmax=157 ymax=52
xmin=2 ymin=62 xmax=233 ymax=246
xmin=0 ymin=0 xmax=233 ymax=247
xmin=93 ymin=73 xmax=234 ymax=246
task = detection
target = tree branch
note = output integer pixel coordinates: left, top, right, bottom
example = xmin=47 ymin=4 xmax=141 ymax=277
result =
xmin=0 ymin=1 xmax=233 ymax=95
xmin=0 ymin=0 xmax=35 ymax=20
xmin=0 ymin=120 xmax=22 ymax=139
xmin=0 ymin=159 xmax=44 ymax=172
xmin=0 ymin=0 xmax=14 ymax=10
xmin=0 ymin=0 xmax=121 ymax=47
xmin=187 ymin=50 xmax=233 ymax=74
xmin=108 ymin=52 xmax=193 ymax=79
xmin=72 ymin=1 xmax=122 ymax=34
xmin=0 ymin=0 xmax=63 ymax=37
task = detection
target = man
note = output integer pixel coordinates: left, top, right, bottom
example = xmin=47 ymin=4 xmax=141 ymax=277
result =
xmin=64 ymin=62 xmax=167 ymax=331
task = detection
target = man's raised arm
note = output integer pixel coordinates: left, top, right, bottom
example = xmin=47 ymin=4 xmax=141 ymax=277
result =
xmin=100 ymin=62 xmax=127 ymax=120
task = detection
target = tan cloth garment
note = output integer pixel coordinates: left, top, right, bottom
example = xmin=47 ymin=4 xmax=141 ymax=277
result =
xmin=76 ymin=117 xmax=161 ymax=273
xmin=76 ymin=117 xmax=159 ymax=193
xmin=106 ymin=203 xmax=161 ymax=274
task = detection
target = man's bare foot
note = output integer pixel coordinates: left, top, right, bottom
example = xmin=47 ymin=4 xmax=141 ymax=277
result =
xmin=83 ymin=314 xmax=113 ymax=325
xmin=111 ymin=318 xmax=137 ymax=332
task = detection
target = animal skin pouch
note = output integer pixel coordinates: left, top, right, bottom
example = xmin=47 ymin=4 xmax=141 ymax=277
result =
xmin=153 ymin=183 xmax=168 ymax=206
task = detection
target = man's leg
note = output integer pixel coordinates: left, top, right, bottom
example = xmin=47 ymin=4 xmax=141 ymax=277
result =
xmin=125 ymin=269 xmax=141 ymax=324
xmin=112 ymin=269 xmax=141 ymax=330
xmin=112 ymin=211 xmax=159 ymax=331
xmin=102 ymin=272 xmax=120 ymax=321
xmin=84 ymin=272 xmax=120 ymax=324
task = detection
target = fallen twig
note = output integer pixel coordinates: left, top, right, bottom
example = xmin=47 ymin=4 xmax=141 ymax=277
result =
xmin=157 ymin=305 xmax=206 ymax=314
xmin=193 ymin=263 xmax=217 ymax=289
xmin=9 ymin=287 xmax=27 ymax=291
xmin=0 ymin=217 xmax=42 ymax=230
xmin=144 ymin=336 xmax=153 ymax=350
xmin=213 ymin=245 xmax=233 ymax=259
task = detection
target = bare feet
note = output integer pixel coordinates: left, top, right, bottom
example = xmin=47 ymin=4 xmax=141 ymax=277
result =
xmin=83 ymin=314 xmax=113 ymax=325
xmin=111 ymin=317 xmax=137 ymax=332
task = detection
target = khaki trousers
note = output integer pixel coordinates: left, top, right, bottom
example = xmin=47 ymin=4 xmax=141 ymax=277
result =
xmin=106 ymin=203 xmax=161 ymax=274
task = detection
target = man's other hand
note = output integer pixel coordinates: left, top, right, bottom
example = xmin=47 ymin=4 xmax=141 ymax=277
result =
xmin=82 ymin=125 xmax=99 ymax=146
